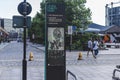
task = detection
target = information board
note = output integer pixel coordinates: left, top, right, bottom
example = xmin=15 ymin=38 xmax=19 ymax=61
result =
xmin=45 ymin=2 xmax=65 ymax=80
xmin=46 ymin=3 xmax=65 ymax=66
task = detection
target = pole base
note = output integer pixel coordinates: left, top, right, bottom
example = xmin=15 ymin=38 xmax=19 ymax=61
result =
xmin=22 ymin=60 xmax=27 ymax=80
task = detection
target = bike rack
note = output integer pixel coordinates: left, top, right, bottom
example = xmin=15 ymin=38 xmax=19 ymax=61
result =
xmin=112 ymin=69 xmax=120 ymax=80
xmin=66 ymin=70 xmax=78 ymax=80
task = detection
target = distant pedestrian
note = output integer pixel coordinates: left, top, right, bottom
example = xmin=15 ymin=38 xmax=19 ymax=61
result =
xmin=93 ymin=38 xmax=99 ymax=58
xmin=87 ymin=38 xmax=96 ymax=58
xmin=32 ymin=33 xmax=35 ymax=44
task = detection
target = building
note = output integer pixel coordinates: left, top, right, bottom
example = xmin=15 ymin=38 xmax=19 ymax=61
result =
xmin=3 ymin=18 xmax=13 ymax=32
xmin=0 ymin=18 xmax=21 ymax=41
xmin=0 ymin=18 xmax=15 ymax=32
xmin=105 ymin=1 xmax=120 ymax=26
xmin=85 ymin=23 xmax=120 ymax=43
xmin=85 ymin=23 xmax=106 ymax=33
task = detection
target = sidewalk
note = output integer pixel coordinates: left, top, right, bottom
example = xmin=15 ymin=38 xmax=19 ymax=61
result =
xmin=0 ymin=42 xmax=119 ymax=80
xmin=0 ymin=42 xmax=44 ymax=80
xmin=32 ymin=43 xmax=120 ymax=80
xmin=0 ymin=66 xmax=44 ymax=80
xmin=31 ymin=43 xmax=120 ymax=55
xmin=0 ymin=42 xmax=9 ymax=50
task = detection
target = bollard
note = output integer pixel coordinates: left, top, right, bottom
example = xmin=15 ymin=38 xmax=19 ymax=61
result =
xmin=78 ymin=52 xmax=83 ymax=60
xmin=29 ymin=52 xmax=34 ymax=61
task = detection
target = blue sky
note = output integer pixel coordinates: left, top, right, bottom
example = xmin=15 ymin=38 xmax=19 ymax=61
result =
xmin=0 ymin=0 xmax=120 ymax=26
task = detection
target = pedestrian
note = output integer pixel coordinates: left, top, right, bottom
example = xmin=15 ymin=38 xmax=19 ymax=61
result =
xmin=87 ymin=38 xmax=96 ymax=58
xmin=93 ymin=38 xmax=99 ymax=58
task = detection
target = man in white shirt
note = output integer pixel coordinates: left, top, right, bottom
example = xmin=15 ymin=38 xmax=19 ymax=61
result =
xmin=87 ymin=38 xmax=96 ymax=58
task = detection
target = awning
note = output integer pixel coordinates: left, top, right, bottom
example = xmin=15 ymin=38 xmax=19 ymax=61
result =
xmin=0 ymin=27 xmax=9 ymax=35
xmin=85 ymin=28 xmax=100 ymax=32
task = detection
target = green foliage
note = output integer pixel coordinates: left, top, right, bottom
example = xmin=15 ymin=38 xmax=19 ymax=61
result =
xmin=66 ymin=33 xmax=100 ymax=50
xmin=28 ymin=12 xmax=45 ymax=44
xmin=29 ymin=0 xmax=92 ymax=44
xmin=65 ymin=0 xmax=92 ymax=31
xmin=46 ymin=0 xmax=64 ymax=2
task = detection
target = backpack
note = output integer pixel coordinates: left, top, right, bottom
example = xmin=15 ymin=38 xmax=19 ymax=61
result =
xmin=93 ymin=43 xmax=95 ymax=48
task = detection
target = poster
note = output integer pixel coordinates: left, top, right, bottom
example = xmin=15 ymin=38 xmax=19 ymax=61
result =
xmin=48 ymin=27 xmax=64 ymax=50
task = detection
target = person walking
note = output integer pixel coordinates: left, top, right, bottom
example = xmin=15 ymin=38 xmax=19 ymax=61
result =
xmin=87 ymin=38 xmax=96 ymax=58
xmin=93 ymin=38 xmax=99 ymax=58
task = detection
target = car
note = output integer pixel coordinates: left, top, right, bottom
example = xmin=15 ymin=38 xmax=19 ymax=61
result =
xmin=17 ymin=37 xmax=23 ymax=42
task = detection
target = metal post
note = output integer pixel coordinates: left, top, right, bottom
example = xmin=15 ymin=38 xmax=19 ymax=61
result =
xmin=70 ymin=34 xmax=72 ymax=52
xmin=17 ymin=0 xmax=31 ymax=79
xmin=111 ymin=2 xmax=113 ymax=26
xmin=22 ymin=16 xmax=27 ymax=80
xmin=105 ymin=4 xmax=108 ymax=26
xmin=23 ymin=0 xmax=27 ymax=80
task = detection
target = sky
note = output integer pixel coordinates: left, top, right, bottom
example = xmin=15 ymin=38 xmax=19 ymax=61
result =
xmin=86 ymin=0 xmax=120 ymax=26
xmin=0 ymin=0 xmax=120 ymax=26
xmin=0 ymin=0 xmax=42 ymax=19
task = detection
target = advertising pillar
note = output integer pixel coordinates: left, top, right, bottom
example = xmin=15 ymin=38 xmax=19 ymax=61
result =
xmin=45 ymin=2 xmax=66 ymax=80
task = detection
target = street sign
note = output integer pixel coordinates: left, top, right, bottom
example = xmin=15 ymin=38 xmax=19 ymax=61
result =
xmin=46 ymin=3 xmax=65 ymax=27
xmin=68 ymin=26 xmax=73 ymax=35
xmin=72 ymin=26 xmax=77 ymax=31
xmin=18 ymin=2 xmax=32 ymax=16
xmin=13 ymin=16 xmax=31 ymax=28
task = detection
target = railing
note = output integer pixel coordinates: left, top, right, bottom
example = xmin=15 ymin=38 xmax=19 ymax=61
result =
xmin=66 ymin=70 xmax=77 ymax=80
xmin=112 ymin=66 xmax=120 ymax=80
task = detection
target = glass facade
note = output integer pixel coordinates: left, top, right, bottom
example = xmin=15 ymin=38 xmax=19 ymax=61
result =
xmin=107 ymin=6 xmax=120 ymax=26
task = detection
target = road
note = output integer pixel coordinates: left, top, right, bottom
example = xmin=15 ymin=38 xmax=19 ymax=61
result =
xmin=0 ymin=41 xmax=120 ymax=80
xmin=0 ymin=41 xmax=44 ymax=66
xmin=0 ymin=41 xmax=45 ymax=80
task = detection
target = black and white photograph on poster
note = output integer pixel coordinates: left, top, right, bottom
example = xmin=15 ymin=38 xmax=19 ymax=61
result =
xmin=48 ymin=27 xmax=64 ymax=50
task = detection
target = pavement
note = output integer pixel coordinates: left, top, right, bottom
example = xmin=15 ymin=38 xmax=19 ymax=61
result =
xmin=0 ymin=42 xmax=120 ymax=80
xmin=29 ymin=42 xmax=120 ymax=80
xmin=0 ymin=42 xmax=9 ymax=50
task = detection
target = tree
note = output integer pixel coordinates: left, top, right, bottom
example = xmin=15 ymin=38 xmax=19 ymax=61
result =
xmin=29 ymin=0 xmax=92 ymax=44
xmin=65 ymin=0 xmax=92 ymax=31
xmin=28 ymin=12 xmax=45 ymax=44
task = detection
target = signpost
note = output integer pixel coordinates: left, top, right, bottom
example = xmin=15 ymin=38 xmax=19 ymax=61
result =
xmin=18 ymin=1 xmax=32 ymax=16
xmin=68 ymin=26 xmax=73 ymax=35
xmin=45 ymin=3 xmax=66 ymax=80
xmin=68 ymin=26 xmax=72 ymax=51
xmin=13 ymin=16 xmax=31 ymax=28
xmin=16 ymin=0 xmax=32 ymax=80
